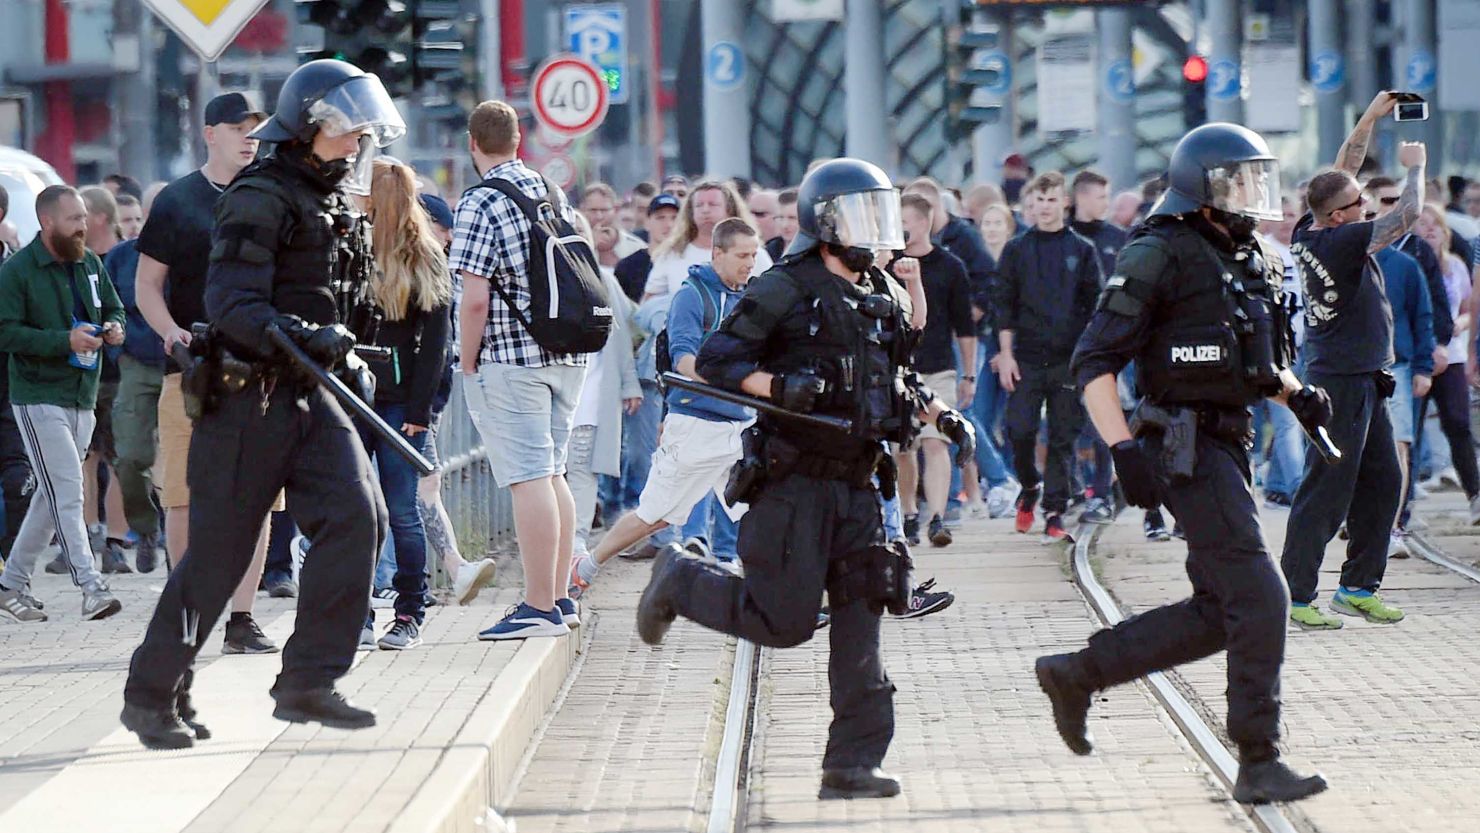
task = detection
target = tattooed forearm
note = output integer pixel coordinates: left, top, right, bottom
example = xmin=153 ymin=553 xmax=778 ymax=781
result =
xmin=1336 ymin=120 xmax=1376 ymax=175
xmin=1370 ymin=166 xmax=1424 ymax=253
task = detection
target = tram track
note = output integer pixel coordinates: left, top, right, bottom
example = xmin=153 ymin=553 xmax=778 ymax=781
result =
xmin=1069 ymin=523 xmax=1308 ymax=833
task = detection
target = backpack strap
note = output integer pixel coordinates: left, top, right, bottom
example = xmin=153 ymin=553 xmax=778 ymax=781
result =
xmin=681 ymin=275 xmax=722 ymax=333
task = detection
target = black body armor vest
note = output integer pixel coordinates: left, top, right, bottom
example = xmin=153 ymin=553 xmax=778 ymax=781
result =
xmin=764 ymin=257 xmax=918 ymax=454
xmin=236 ymin=155 xmax=374 ymax=334
xmin=1135 ymin=218 xmax=1291 ymax=410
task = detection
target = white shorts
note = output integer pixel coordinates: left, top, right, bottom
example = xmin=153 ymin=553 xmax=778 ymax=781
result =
xmin=635 ymin=413 xmax=749 ymax=526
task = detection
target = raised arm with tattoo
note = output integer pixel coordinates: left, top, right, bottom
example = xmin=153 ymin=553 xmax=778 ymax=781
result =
xmin=1369 ymin=142 xmax=1427 ymax=254
xmin=1335 ymin=92 xmax=1398 ymax=175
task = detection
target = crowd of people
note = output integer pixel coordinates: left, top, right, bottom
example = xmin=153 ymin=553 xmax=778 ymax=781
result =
xmin=0 ymin=84 xmax=1476 ymax=788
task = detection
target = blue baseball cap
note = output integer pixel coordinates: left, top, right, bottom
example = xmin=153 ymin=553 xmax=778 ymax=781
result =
xmin=648 ymin=193 xmax=681 ymax=215
xmin=419 ymin=193 xmax=454 ymax=229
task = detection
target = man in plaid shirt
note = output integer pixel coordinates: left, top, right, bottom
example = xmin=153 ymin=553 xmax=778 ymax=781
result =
xmin=452 ymin=100 xmax=588 ymax=640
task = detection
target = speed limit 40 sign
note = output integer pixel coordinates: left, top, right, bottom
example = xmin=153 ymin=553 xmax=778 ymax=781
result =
xmin=532 ymin=54 xmax=610 ymax=139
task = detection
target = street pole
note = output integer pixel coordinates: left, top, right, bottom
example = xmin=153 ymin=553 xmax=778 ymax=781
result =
xmin=479 ymin=0 xmax=503 ymax=100
xmin=844 ymin=0 xmax=890 ymax=171
xmin=969 ymin=8 xmax=1013 ymax=186
xmin=1347 ymin=0 xmax=1376 ymax=106
xmin=1097 ymin=7 xmax=1135 ymax=191
xmin=1206 ymin=0 xmax=1244 ymax=124
xmin=1311 ymin=0 xmax=1346 ymax=164
xmin=1399 ymin=0 xmax=1442 ymax=171
xmin=625 ymin=0 xmax=654 ymax=189
xmin=700 ymin=0 xmax=750 ymax=178
xmin=114 ymin=0 xmax=156 ymax=182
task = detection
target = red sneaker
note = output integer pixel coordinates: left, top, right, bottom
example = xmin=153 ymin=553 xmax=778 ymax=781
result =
xmin=1014 ymin=487 xmax=1041 ymax=534
xmin=1044 ymin=513 xmax=1073 ymax=543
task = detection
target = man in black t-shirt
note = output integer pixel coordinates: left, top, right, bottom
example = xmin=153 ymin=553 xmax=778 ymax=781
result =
xmin=1281 ymin=92 xmax=1425 ymax=631
xmin=134 ymin=92 xmax=281 ymax=655
xmin=891 ymin=194 xmax=977 ymax=547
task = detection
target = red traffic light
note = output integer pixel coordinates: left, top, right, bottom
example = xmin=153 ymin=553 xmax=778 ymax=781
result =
xmin=1182 ymin=55 xmax=1208 ymax=83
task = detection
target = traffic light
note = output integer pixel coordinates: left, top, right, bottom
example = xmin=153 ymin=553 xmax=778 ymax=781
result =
xmin=411 ymin=0 xmax=465 ymax=89
xmin=296 ymin=0 xmax=449 ymax=99
xmin=945 ymin=8 xmax=1008 ymax=142
xmin=1182 ymin=55 xmax=1208 ymax=129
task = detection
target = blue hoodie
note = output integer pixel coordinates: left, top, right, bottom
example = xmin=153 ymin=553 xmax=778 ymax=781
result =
xmin=665 ymin=263 xmax=754 ymax=422
xmin=1377 ymin=246 xmax=1435 ymax=376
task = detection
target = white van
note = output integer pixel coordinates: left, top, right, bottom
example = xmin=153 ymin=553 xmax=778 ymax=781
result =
xmin=0 ymin=146 xmax=65 ymax=247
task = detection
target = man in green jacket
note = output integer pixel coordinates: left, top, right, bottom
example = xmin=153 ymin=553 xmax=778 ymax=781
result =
xmin=0 ymin=185 xmax=126 ymax=622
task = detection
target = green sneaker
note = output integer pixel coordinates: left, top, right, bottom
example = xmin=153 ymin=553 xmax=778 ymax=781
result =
xmin=1330 ymin=591 xmax=1405 ymax=624
xmin=1289 ymin=603 xmax=1343 ymax=630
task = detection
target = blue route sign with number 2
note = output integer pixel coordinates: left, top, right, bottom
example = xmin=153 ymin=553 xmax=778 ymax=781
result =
xmin=707 ymin=41 xmax=745 ymax=91
xmin=566 ymin=4 xmax=628 ymax=105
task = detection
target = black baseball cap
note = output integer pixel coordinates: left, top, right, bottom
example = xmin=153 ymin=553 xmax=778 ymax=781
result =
xmin=648 ymin=193 xmax=681 ymax=214
xmin=419 ymin=193 xmax=454 ymax=229
xmin=205 ymin=92 xmax=267 ymax=127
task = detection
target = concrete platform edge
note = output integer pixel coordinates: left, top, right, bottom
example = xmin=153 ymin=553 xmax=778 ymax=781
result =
xmin=386 ymin=623 xmax=583 ymax=833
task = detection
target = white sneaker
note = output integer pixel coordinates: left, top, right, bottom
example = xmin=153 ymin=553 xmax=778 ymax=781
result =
xmin=985 ymin=480 xmax=1021 ymax=519
xmin=1441 ymin=467 xmax=1463 ymax=490
xmin=1388 ymin=531 xmax=1411 ymax=559
xmin=357 ymin=623 xmax=377 ymax=651
xmin=454 ymin=559 xmax=497 ymax=605
xmin=1411 ymin=482 xmax=1430 ymax=501
xmin=716 ymin=558 xmax=744 ymax=578
xmin=370 ymin=587 xmax=399 ymax=609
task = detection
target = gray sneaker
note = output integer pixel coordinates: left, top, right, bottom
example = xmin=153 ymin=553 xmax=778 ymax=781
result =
xmin=81 ymin=586 xmax=122 ymax=621
xmin=0 ymin=586 xmax=47 ymax=622
xmin=377 ymin=617 xmax=422 ymax=650
xmin=357 ymin=623 xmax=376 ymax=651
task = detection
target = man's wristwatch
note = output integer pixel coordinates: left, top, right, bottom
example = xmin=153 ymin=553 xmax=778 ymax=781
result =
xmin=961 ymin=375 xmax=976 ymax=382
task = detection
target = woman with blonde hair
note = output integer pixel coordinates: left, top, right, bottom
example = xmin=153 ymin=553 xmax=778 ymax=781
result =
xmin=643 ymin=179 xmax=772 ymax=299
xmin=1415 ymin=203 xmax=1480 ymax=514
xmin=360 ymin=159 xmax=454 ymax=650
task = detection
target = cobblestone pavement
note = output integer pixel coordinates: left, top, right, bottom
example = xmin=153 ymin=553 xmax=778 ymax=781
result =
xmin=0 ymin=559 xmax=526 ymax=833
xmin=1096 ymin=486 xmax=1480 ymax=832
xmin=503 ymin=558 xmax=732 ymax=833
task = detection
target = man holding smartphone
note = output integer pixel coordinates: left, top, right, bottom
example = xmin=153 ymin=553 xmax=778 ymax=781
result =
xmin=1281 ymin=91 xmax=1425 ymax=630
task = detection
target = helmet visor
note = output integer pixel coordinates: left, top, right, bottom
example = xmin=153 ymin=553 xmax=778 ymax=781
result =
xmin=307 ymin=75 xmax=407 ymax=148
xmin=818 ymin=189 xmax=905 ymax=250
xmin=1205 ymin=159 xmax=1282 ymax=221
xmin=339 ymin=134 xmax=380 ymax=196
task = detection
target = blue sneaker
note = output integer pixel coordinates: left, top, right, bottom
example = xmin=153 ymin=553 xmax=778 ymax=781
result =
xmin=555 ymin=597 xmax=580 ymax=627
xmin=478 ymin=603 xmax=570 ymax=641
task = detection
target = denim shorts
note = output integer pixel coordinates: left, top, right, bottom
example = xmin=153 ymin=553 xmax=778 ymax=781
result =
xmin=463 ymin=362 xmax=588 ymax=487
xmin=1387 ymin=363 xmax=1416 ymax=444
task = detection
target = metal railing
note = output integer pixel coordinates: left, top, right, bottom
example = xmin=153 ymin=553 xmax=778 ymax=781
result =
xmin=427 ymin=373 xmax=513 ymax=588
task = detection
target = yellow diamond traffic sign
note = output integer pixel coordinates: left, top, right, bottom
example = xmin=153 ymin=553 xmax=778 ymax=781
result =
xmin=143 ymin=0 xmax=271 ymax=61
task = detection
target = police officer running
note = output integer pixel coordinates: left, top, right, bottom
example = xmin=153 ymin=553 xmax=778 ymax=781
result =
xmin=1034 ymin=124 xmax=1332 ymax=804
xmin=635 ymin=159 xmax=975 ymax=800
xmin=122 ymin=60 xmax=398 ymax=749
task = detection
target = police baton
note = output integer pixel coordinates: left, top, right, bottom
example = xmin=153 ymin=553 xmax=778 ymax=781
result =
xmin=266 ymin=323 xmax=437 ymax=476
xmin=661 ymin=372 xmax=853 ymax=433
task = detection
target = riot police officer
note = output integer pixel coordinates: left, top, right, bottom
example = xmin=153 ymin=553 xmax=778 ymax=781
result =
xmin=121 ymin=60 xmax=397 ymax=749
xmin=635 ymin=159 xmax=975 ymax=800
xmin=1034 ymin=124 xmax=1332 ymax=804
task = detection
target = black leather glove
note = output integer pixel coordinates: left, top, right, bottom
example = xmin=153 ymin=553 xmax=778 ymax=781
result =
xmin=274 ymin=315 xmax=356 ymax=369
xmin=771 ymin=371 xmax=827 ymax=413
xmin=936 ymin=410 xmax=977 ymax=467
xmin=1288 ymin=386 xmax=1332 ymax=429
xmin=337 ymin=351 xmax=376 ymax=403
xmin=1111 ymin=439 xmax=1164 ymax=509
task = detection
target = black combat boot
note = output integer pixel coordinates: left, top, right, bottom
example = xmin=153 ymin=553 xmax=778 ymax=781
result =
xmin=635 ymin=544 xmax=689 ymax=646
xmin=177 ymin=688 xmax=211 ymax=740
xmin=819 ymin=767 xmax=902 ymax=799
xmin=1233 ymin=746 xmax=1328 ymax=804
xmin=120 ymin=701 xmax=195 ymax=750
xmin=1034 ymin=653 xmax=1096 ymax=755
xmin=270 ymin=687 xmax=377 ymax=730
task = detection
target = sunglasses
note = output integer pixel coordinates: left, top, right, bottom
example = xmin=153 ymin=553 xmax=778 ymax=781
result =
xmin=1377 ymin=195 xmax=1400 ymax=206
xmin=1331 ymin=195 xmax=1363 ymax=215
xmin=751 ymin=210 xmax=771 ymax=218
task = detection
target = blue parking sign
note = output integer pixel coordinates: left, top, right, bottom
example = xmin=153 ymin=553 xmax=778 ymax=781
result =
xmin=566 ymin=4 xmax=629 ymax=104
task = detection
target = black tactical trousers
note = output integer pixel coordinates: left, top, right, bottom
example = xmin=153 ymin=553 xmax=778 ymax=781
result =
xmin=0 ymin=399 xmax=34 ymax=559
xmin=1077 ymin=435 xmax=1288 ymax=749
xmin=669 ymin=473 xmax=894 ymax=770
xmin=1004 ymin=360 xmax=1083 ymax=513
xmin=1280 ymin=371 xmax=1401 ymax=605
xmin=125 ymin=383 xmax=386 ymax=709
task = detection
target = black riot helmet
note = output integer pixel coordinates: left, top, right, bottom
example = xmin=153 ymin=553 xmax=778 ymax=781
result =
xmin=783 ymin=158 xmax=905 ymax=261
xmin=1149 ymin=123 xmax=1282 ymax=223
xmin=250 ymin=59 xmax=406 ymax=194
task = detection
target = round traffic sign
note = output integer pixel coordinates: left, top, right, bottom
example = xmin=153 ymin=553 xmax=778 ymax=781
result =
xmin=531 ymin=54 xmax=610 ymax=138
xmin=542 ymin=155 xmax=577 ymax=190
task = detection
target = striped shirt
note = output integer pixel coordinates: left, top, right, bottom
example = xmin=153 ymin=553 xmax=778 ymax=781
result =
xmin=449 ymin=159 xmax=586 ymax=368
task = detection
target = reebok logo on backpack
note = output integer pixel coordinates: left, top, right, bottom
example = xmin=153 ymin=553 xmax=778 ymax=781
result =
xmin=466 ymin=176 xmax=613 ymax=355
